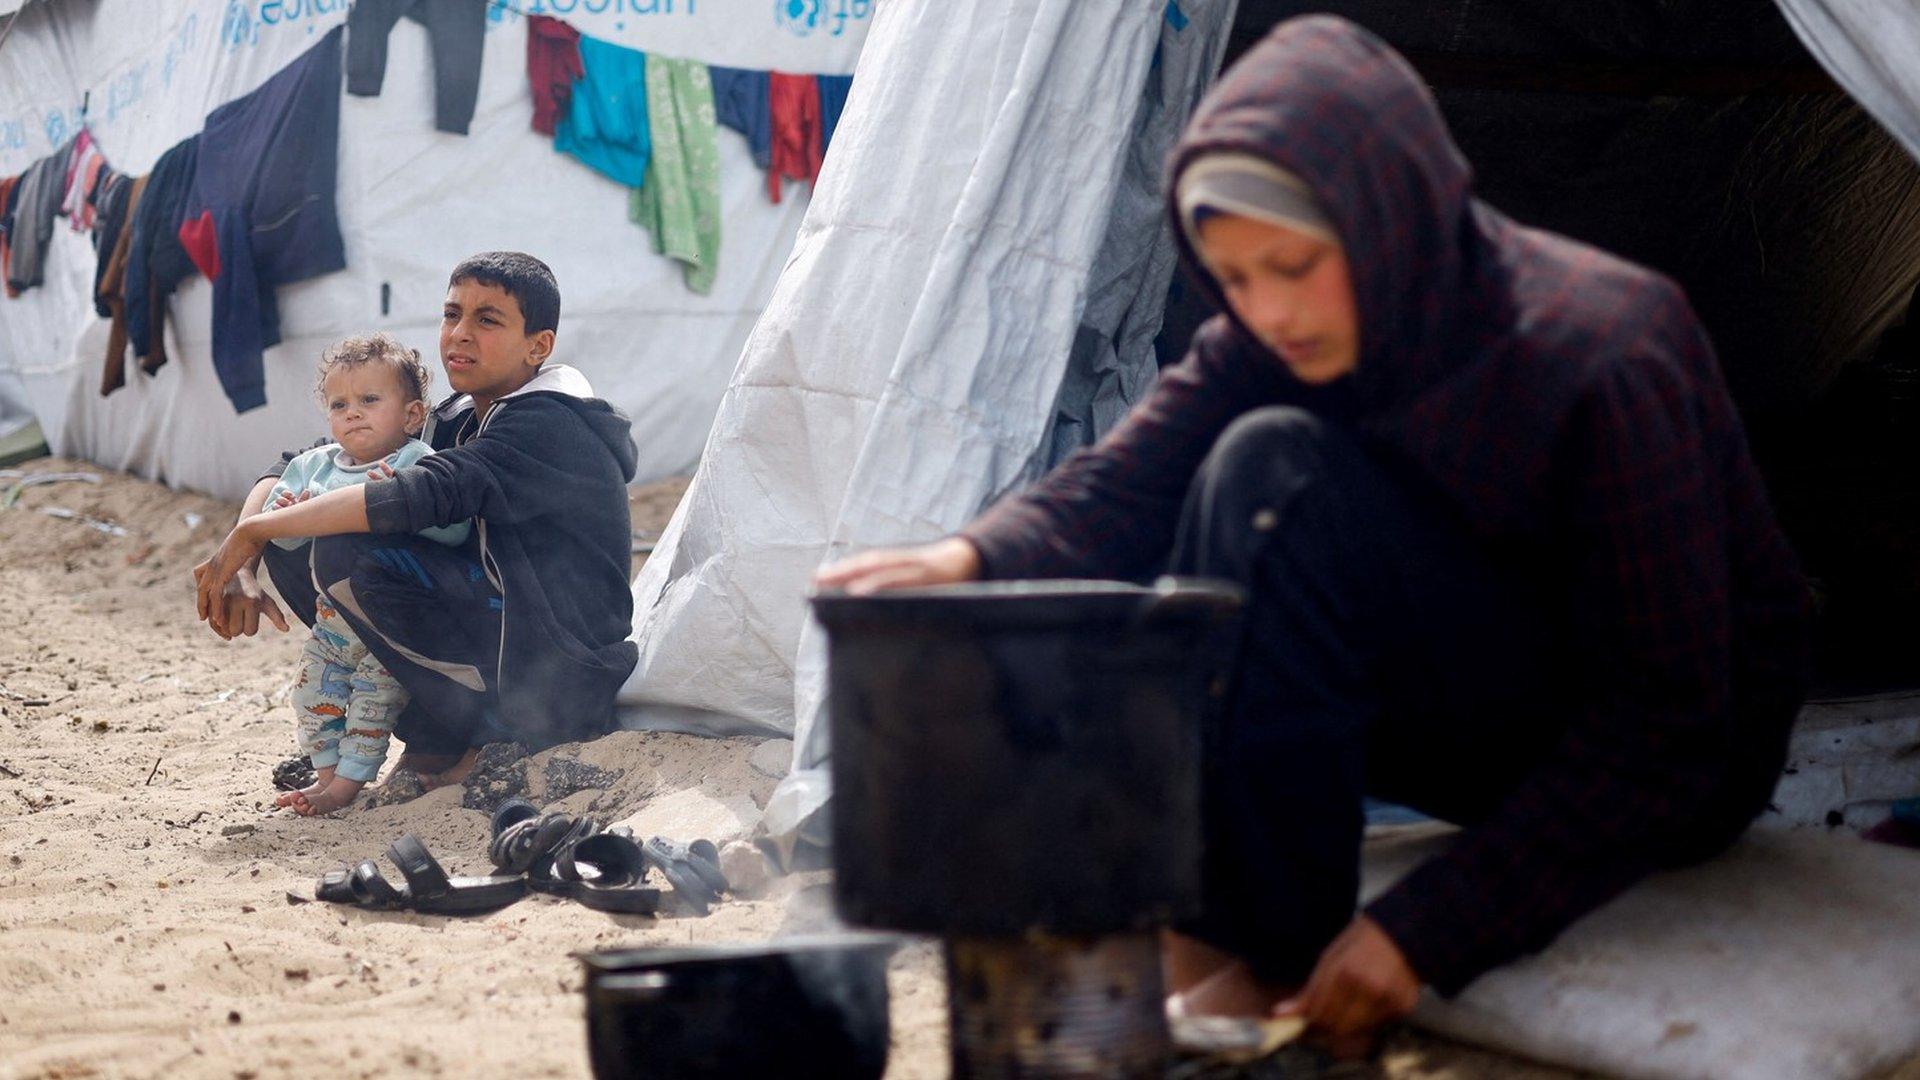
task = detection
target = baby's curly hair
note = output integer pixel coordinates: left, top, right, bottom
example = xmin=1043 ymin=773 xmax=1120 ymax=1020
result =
xmin=314 ymin=333 xmax=432 ymax=405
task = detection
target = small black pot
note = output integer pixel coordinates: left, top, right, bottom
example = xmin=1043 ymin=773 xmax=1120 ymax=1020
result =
xmin=579 ymin=934 xmax=899 ymax=1080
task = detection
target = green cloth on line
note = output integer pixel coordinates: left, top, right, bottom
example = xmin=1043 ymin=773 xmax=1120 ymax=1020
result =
xmin=631 ymin=57 xmax=721 ymax=295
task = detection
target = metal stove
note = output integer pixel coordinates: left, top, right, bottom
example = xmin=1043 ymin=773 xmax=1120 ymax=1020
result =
xmin=812 ymin=579 xmax=1244 ymax=1079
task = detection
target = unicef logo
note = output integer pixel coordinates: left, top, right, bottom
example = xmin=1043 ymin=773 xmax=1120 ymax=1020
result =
xmin=775 ymin=0 xmax=820 ymax=37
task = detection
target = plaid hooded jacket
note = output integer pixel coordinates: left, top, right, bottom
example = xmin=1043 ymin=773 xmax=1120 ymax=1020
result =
xmin=961 ymin=16 xmax=1812 ymax=993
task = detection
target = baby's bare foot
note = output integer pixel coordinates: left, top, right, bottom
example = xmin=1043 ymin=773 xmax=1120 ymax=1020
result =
xmin=275 ymin=766 xmax=336 ymax=808
xmin=293 ymin=776 xmax=365 ymax=816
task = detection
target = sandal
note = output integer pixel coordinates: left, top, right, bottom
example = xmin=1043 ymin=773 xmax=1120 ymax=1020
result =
xmin=642 ymin=836 xmax=730 ymax=916
xmin=490 ymin=810 xmax=581 ymax=876
xmin=311 ymin=834 xmax=526 ymax=915
xmin=550 ymin=831 xmax=662 ymax=914
xmin=526 ymin=817 xmax=603 ymax=893
xmin=385 ymin=834 xmax=527 ymax=914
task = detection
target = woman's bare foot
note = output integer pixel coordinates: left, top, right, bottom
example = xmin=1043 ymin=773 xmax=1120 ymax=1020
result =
xmin=1162 ymin=929 xmax=1293 ymax=1018
xmin=416 ymin=747 xmax=480 ymax=791
xmin=1170 ymin=960 xmax=1293 ymax=1018
xmin=288 ymin=775 xmax=366 ymax=816
xmin=275 ymin=765 xmax=336 ymax=809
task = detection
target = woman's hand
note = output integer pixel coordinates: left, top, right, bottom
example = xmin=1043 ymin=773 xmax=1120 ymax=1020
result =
xmin=812 ymin=537 xmax=983 ymax=595
xmin=193 ymin=521 xmax=271 ymax=636
xmin=1274 ymin=915 xmax=1421 ymax=1058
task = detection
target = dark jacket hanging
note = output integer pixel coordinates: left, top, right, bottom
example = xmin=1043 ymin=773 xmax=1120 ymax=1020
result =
xmin=709 ymin=66 xmax=771 ymax=169
xmin=124 ymin=133 xmax=200 ymax=373
xmin=89 ymin=171 xmax=134 ymax=318
xmin=177 ymin=26 xmax=347 ymax=412
xmin=3 ymin=143 xmax=72 ymax=293
xmin=818 ymin=74 xmax=853 ymax=152
xmin=347 ymin=0 xmax=487 ymax=135
xmin=97 ymin=174 xmax=148 ymax=396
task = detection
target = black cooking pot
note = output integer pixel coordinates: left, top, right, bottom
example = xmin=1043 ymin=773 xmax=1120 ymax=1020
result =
xmin=579 ymin=934 xmax=898 ymax=1080
xmin=812 ymin=577 xmax=1244 ymax=935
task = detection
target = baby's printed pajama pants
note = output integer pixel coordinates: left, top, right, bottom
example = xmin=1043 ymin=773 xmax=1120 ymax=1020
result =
xmin=290 ymin=600 xmax=405 ymax=782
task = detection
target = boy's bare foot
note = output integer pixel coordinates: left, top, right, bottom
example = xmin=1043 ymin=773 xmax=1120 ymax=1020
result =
xmin=416 ymin=747 xmax=481 ymax=790
xmin=275 ymin=765 xmax=337 ymax=809
xmin=394 ymin=751 xmax=462 ymax=774
xmin=288 ymin=775 xmax=366 ymax=816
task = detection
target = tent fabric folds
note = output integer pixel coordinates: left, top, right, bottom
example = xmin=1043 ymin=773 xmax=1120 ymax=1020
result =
xmin=617 ymin=1 xmax=1241 ymax=847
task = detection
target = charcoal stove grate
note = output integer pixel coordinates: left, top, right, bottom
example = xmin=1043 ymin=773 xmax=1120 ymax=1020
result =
xmin=946 ymin=931 xmax=1169 ymax=1079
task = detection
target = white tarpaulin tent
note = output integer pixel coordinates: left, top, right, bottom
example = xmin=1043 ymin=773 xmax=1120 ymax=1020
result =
xmin=618 ymin=0 xmax=1240 ymax=845
xmin=0 ymin=0 xmax=868 ymax=496
xmin=1777 ymin=0 xmax=1920 ymax=165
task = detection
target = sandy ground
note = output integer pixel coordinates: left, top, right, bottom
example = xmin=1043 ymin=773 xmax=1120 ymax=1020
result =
xmin=0 ymin=458 xmax=1591 ymax=1080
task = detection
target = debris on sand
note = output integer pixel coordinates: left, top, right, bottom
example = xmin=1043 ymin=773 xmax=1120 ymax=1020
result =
xmin=0 ymin=471 xmax=100 ymax=509
xmin=541 ymin=755 xmax=623 ymax=803
xmin=361 ymin=767 xmax=427 ymax=809
xmin=459 ymin=742 xmax=532 ymax=812
xmin=719 ymin=840 xmax=775 ymax=898
xmin=38 ymin=506 xmax=129 ymax=537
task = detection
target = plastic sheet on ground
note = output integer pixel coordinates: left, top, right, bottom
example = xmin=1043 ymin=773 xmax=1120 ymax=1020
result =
xmin=1365 ymin=825 xmax=1920 ymax=1080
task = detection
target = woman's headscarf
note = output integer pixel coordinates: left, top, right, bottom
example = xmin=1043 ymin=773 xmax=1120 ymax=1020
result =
xmin=1165 ymin=15 xmax=1691 ymax=533
xmin=1175 ymin=152 xmax=1339 ymax=249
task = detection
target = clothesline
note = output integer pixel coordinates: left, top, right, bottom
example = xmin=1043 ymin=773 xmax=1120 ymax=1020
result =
xmin=530 ymin=15 xmax=854 ymax=293
xmin=0 ymin=11 xmax=856 ymax=413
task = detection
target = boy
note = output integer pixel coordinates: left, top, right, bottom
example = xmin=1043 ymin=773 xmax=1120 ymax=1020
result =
xmin=195 ymin=252 xmax=639 ymax=785
xmin=267 ymin=334 xmax=470 ymax=814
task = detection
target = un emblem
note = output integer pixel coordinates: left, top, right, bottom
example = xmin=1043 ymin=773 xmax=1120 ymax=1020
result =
xmin=775 ymin=0 xmax=820 ymax=37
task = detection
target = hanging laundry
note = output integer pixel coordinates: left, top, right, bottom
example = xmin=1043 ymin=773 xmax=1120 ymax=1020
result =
xmin=89 ymin=170 xmax=133 ymax=318
xmin=0 ymin=173 xmax=19 ymax=294
xmin=60 ymin=130 xmax=104 ymax=229
xmin=124 ymin=134 xmax=201 ymax=374
xmin=4 ymin=140 xmax=74 ymax=293
xmin=526 ymin=14 xmax=582 ymax=136
xmin=818 ymin=74 xmax=853 ymax=154
xmin=555 ymin=35 xmax=651 ymax=187
xmin=68 ymin=155 xmax=111 ymax=234
xmin=766 ymin=72 xmax=823 ymax=203
xmin=709 ymin=65 xmax=771 ymax=168
xmin=346 ymin=0 xmax=486 ymax=135
xmin=97 ymin=174 xmax=148 ymax=397
xmin=131 ymin=142 xmax=206 ymax=373
xmin=176 ymin=26 xmax=346 ymax=413
xmin=59 ymin=128 xmax=92 ymax=195
xmin=630 ymin=57 xmax=721 ymax=295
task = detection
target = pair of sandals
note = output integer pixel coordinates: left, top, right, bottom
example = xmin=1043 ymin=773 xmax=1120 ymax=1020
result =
xmin=487 ymin=798 xmax=731 ymax=916
xmin=312 ymin=833 xmax=529 ymax=915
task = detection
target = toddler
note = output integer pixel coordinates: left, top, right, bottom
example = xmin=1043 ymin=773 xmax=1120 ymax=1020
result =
xmin=267 ymin=334 xmax=469 ymax=815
